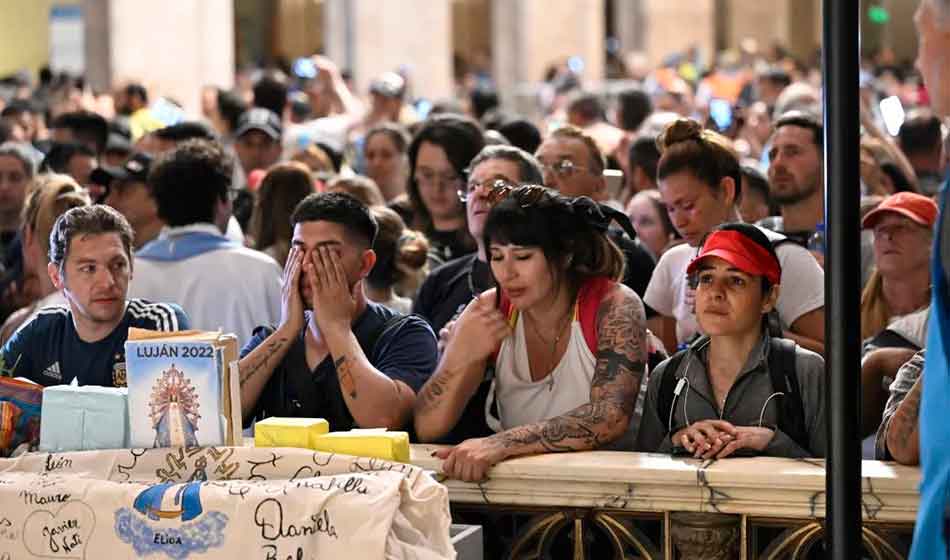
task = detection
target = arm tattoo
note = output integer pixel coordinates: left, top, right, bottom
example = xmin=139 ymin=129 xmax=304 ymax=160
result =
xmin=239 ymin=338 xmax=287 ymax=387
xmin=335 ymin=355 xmax=357 ymax=399
xmin=496 ymin=287 xmax=647 ymax=452
xmin=415 ymin=368 xmax=456 ymax=413
xmin=888 ymin=375 xmax=923 ymax=458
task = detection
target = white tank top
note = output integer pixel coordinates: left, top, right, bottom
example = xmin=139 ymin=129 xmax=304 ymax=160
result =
xmin=491 ymin=316 xmax=595 ymax=431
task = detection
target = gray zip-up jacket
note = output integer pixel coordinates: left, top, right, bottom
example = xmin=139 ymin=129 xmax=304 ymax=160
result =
xmin=636 ymin=335 xmax=826 ymax=458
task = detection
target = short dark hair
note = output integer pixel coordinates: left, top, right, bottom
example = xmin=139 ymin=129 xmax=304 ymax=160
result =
xmin=148 ymin=139 xmax=233 ymax=227
xmin=468 ymin=145 xmax=544 ymax=185
xmin=496 ymin=118 xmax=542 ymax=154
xmin=40 ymin=141 xmax=96 ymax=174
xmin=290 ymin=192 xmax=378 ymax=248
xmin=617 ymin=87 xmax=652 ymax=131
xmin=628 ymin=135 xmax=660 ymax=183
xmin=125 ymin=83 xmax=148 ymax=104
xmin=740 ymin=164 xmax=776 ymax=213
xmin=217 ymin=88 xmax=249 ymax=134
xmin=253 ymin=71 xmax=289 ymax=117
xmin=759 ymin=67 xmax=791 ymax=90
xmin=898 ymin=109 xmax=943 ymax=157
xmin=153 ymin=121 xmax=217 ymax=143
xmin=1 ymin=99 xmax=37 ymax=118
xmin=50 ymin=110 xmax=109 ymax=154
xmin=773 ymin=110 xmax=823 ymax=149
xmin=469 ymin=87 xmax=499 ymax=121
xmin=49 ymin=204 xmax=134 ymax=271
xmin=566 ymin=90 xmax=605 ymax=123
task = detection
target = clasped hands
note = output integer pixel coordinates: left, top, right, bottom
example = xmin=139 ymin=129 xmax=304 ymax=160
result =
xmin=672 ymin=420 xmax=774 ymax=460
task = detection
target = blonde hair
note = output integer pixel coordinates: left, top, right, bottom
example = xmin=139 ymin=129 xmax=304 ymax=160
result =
xmin=860 ymin=270 xmax=891 ymax=340
xmin=23 ymin=174 xmax=91 ymax=262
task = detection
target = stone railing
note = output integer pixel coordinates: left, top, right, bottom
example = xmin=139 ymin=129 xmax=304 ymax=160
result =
xmin=410 ymin=445 xmax=920 ymax=560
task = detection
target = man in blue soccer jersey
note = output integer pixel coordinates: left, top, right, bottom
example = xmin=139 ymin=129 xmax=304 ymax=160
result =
xmin=0 ymin=205 xmax=189 ymax=387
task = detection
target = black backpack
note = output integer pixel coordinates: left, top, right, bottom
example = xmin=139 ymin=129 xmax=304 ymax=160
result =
xmin=655 ymin=337 xmax=809 ymax=450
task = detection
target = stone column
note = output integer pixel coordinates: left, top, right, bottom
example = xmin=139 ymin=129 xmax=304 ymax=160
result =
xmin=83 ymin=0 xmax=235 ymax=116
xmin=669 ymin=512 xmax=741 ymax=560
xmin=612 ymin=0 xmax=715 ymax=68
xmin=324 ymin=0 xmax=454 ymax=101
xmin=492 ymin=0 xmax=605 ymax=110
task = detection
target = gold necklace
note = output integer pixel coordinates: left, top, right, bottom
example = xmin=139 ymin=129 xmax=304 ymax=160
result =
xmin=525 ymin=306 xmax=573 ymax=391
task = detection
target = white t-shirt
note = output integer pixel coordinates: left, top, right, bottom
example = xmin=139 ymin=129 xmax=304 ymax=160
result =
xmin=644 ymin=228 xmax=825 ymax=346
xmin=130 ymin=224 xmax=282 ymax=346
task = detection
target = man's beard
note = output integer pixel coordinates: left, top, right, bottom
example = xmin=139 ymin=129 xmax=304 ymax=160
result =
xmin=771 ymin=178 xmax=819 ymax=206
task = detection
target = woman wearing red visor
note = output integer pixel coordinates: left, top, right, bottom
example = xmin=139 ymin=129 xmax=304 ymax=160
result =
xmin=638 ymin=223 xmax=826 ymax=458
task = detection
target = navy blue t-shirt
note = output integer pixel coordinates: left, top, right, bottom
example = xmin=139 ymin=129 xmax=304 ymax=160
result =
xmin=0 ymin=299 xmax=190 ymax=387
xmin=240 ymin=302 xmax=438 ymax=431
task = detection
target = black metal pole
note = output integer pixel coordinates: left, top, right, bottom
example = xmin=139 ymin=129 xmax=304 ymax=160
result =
xmin=822 ymin=0 xmax=862 ymax=557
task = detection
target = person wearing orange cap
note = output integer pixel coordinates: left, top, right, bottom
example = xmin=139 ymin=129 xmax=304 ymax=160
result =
xmin=860 ymin=192 xmax=938 ymax=342
xmin=638 ymin=222 xmax=826 ymax=458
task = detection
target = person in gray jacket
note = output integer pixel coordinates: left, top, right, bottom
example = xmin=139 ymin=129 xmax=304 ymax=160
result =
xmin=637 ymin=223 xmax=826 ymax=459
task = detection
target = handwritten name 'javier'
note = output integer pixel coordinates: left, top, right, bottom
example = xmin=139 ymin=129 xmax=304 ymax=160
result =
xmin=254 ymin=498 xmax=338 ymax=541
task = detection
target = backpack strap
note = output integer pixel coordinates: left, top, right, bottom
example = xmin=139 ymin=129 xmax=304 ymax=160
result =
xmin=766 ymin=337 xmax=809 ymax=450
xmin=577 ymin=277 xmax=614 ymax=352
xmin=656 ymin=349 xmax=689 ymax=434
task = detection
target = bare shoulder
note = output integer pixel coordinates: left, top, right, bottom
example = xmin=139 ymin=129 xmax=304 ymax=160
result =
xmin=596 ymin=283 xmax=646 ymax=331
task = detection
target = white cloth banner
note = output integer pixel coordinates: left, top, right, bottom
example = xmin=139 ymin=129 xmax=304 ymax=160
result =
xmin=0 ymin=446 xmax=455 ymax=560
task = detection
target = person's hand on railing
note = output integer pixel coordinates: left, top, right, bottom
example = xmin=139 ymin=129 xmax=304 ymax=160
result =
xmin=433 ymin=436 xmax=508 ymax=482
xmin=672 ymin=420 xmax=736 ymax=460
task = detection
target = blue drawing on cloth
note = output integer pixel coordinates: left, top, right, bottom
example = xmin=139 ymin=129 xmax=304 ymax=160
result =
xmin=114 ymin=482 xmax=228 ymax=560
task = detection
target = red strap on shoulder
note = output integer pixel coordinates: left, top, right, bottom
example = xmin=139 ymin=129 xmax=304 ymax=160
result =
xmin=489 ymin=291 xmax=517 ymax=362
xmin=578 ymin=277 xmax=615 ymax=352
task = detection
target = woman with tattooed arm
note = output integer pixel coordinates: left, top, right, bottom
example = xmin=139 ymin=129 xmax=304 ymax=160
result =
xmin=414 ymin=185 xmax=648 ymax=482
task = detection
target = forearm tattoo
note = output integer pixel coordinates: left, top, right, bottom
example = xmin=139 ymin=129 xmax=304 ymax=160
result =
xmin=497 ymin=287 xmax=646 ymax=452
xmin=239 ymin=338 xmax=287 ymax=388
xmin=335 ymin=355 xmax=357 ymax=399
xmin=888 ymin=376 xmax=923 ymax=458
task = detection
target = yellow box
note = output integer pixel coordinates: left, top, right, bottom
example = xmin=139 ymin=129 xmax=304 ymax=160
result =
xmin=254 ymin=417 xmax=329 ymax=449
xmin=310 ymin=429 xmax=410 ymax=462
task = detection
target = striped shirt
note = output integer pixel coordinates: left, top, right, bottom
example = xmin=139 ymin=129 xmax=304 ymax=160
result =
xmin=0 ymin=299 xmax=189 ymax=387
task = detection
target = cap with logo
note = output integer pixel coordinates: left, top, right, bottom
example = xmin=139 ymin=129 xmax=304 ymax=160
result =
xmin=234 ymin=108 xmax=282 ymax=140
xmin=369 ymin=72 xmax=406 ymax=99
xmin=90 ymin=152 xmax=153 ymax=186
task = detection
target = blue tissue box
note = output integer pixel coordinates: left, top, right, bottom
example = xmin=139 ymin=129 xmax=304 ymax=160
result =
xmin=40 ymin=385 xmax=129 ymax=452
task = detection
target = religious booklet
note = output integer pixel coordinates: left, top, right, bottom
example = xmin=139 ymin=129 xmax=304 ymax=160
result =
xmin=124 ymin=329 xmax=242 ymax=448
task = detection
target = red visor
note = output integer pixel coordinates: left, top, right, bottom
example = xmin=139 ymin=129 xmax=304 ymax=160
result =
xmin=686 ymin=230 xmax=782 ymax=285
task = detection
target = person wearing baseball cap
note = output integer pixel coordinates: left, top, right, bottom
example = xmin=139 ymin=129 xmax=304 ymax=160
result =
xmin=860 ymin=192 xmax=938 ymax=342
xmin=638 ymin=222 xmax=826 ymax=459
xmin=93 ymin=152 xmax=164 ymax=249
xmin=234 ymin=107 xmax=283 ymax=179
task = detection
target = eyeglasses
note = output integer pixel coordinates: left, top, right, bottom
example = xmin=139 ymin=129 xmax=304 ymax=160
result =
xmin=414 ymin=169 xmax=462 ymax=190
xmin=540 ymin=159 xmax=588 ymax=178
xmin=457 ymin=178 xmax=514 ymax=203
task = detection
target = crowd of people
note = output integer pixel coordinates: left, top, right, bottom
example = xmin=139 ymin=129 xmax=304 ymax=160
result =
xmin=0 ymin=5 xmax=947 ymax=494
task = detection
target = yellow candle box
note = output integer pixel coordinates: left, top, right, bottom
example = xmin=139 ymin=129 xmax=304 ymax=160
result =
xmin=254 ymin=417 xmax=329 ymax=449
xmin=310 ymin=429 xmax=410 ymax=462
